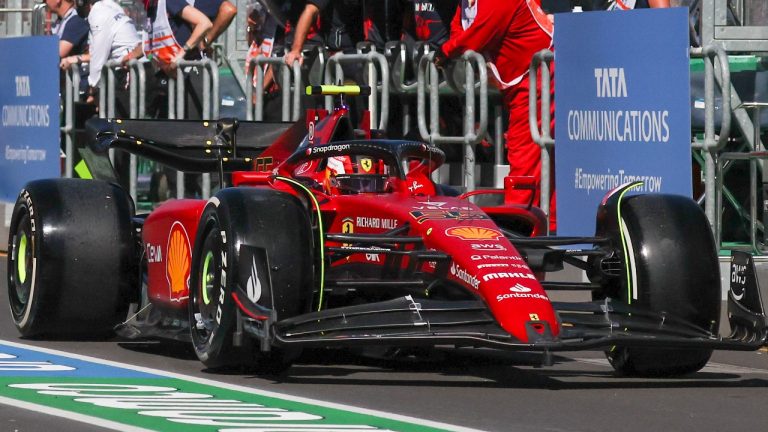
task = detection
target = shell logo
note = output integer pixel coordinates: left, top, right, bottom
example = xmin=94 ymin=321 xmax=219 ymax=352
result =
xmin=445 ymin=226 xmax=502 ymax=241
xmin=166 ymin=221 xmax=191 ymax=302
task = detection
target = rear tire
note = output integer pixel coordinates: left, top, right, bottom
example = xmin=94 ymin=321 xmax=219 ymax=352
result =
xmin=605 ymin=194 xmax=719 ymax=376
xmin=189 ymin=188 xmax=313 ymax=371
xmin=7 ymin=179 xmax=134 ymax=338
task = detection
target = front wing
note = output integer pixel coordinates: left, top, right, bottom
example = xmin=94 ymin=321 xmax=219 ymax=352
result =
xmin=258 ymin=295 xmax=766 ymax=352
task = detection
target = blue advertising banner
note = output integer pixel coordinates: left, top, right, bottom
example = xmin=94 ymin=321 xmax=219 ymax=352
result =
xmin=0 ymin=36 xmax=60 ymax=203
xmin=554 ymin=8 xmax=691 ymax=236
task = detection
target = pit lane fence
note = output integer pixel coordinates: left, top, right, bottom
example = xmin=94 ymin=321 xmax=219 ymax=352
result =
xmin=57 ymin=39 xmax=744 ymax=249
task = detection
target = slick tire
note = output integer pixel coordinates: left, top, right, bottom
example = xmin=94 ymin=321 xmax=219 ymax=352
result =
xmin=189 ymin=188 xmax=313 ymax=371
xmin=606 ymin=194 xmax=720 ymax=377
xmin=7 ymin=179 xmax=135 ymax=338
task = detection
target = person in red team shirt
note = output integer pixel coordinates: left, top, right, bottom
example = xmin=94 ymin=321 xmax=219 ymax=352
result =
xmin=439 ymin=0 xmax=556 ymax=231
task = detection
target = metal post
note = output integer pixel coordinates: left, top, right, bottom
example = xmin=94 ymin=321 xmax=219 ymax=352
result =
xmin=690 ymin=44 xmax=731 ymax=241
xmin=464 ymin=56 xmax=476 ymax=192
xmin=202 ymin=64 xmax=211 ymax=198
xmin=417 ymin=51 xmax=487 ymax=191
xmin=323 ymin=51 xmax=390 ymax=130
xmin=248 ymin=56 xmax=302 ymax=122
xmin=529 ymin=49 xmax=555 ymax=233
xmin=63 ymin=64 xmax=76 ymax=178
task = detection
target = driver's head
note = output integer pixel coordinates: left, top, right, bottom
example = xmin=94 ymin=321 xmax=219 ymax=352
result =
xmin=325 ymin=155 xmax=390 ymax=194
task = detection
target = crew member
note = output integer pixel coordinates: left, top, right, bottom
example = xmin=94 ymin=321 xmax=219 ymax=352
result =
xmin=84 ymin=0 xmax=144 ymax=108
xmin=439 ymin=0 xmax=556 ymax=231
xmin=49 ymin=0 xmax=89 ymax=94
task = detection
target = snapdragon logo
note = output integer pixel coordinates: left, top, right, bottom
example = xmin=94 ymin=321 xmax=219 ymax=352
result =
xmin=308 ymin=143 xmax=351 ymax=155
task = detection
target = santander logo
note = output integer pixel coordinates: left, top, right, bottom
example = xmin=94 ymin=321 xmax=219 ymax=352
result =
xmin=509 ymin=283 xmax=531 ymax=293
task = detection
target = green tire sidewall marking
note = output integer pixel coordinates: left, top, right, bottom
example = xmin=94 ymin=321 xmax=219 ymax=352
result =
xmin=201 ymin=251 xmax=213 ymax=305
xmin=16 ymin=233 xmax=27 ymax=285
xmin=274 ymin=176 xmax=326 ymax=311
xmin=617 ymin=181 xmax=643 ymax=306
xmin=0 ymin=376 xmax=449 ymax=432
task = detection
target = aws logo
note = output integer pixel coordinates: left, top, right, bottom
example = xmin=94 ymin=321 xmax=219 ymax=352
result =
xmin=166 ymin=221 xmax=191 ymax=302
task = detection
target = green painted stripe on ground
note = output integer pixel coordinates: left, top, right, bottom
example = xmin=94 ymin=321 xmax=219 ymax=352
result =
xmin=0 ymin=342 xmax=480 ymax=432
xmin=0 ymin=376 xmax=452 ymax=432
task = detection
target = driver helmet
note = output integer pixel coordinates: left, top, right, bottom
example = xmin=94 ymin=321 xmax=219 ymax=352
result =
xmin=326 ymin=155 xmax=390 ymax=194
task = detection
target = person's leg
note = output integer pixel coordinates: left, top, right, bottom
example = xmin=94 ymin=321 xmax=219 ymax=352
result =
xmin=504 ymin=78 xmax=556 ymax=232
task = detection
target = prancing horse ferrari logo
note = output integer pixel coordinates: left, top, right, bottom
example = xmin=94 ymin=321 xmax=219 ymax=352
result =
xmin=360 ymin=158 xmax=373 ymax=173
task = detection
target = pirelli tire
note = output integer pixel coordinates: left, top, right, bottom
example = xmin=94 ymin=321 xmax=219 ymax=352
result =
xmin=606 ymin=194 xmax=720 ymax=377
xmin=6 ymin=179 xmax=135 ymax=338
xmin=189 ymin=187 xmax=314 ymax=371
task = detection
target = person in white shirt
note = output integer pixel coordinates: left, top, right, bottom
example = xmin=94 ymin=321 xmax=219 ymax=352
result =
xmin=85 ymin=0 xmax=144 ymax=104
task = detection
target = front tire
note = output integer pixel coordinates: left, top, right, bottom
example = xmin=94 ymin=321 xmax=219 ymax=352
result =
xmin=604 ymin=194 xmax=720 ymax=376
xmin=189 ymin=188 xmax=314 ymax=371
xmin=7 ymin=179 xmax=134 ymax=338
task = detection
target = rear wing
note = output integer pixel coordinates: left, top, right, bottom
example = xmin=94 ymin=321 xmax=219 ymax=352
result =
xmin=83 ymin=117 xmax=306 ymax=175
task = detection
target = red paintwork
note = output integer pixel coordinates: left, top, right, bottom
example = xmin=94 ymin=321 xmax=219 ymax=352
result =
xmin=143 ymin=199 xmax=206 ymax=309
xmin=321 ymin=193 xmax=559 ymax=341
xmin=142 ymin=104 xmax=558 ymax=342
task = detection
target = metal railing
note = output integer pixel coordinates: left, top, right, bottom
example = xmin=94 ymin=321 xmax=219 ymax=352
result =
xmin=53 ymin=38 xmax=750 ymax=249
xmin=417 ymin=50 xmax=488 ymax=192
xmin=529 ymin=49 xmax=555 ymax=230
xmin=689 ymin=44 xmax=732 ymax=243
xmin=98 ymin=59 xmax=147 ymax=201
xmin=0 ymin=2 xmax=45 ymax=37
xmin=323 ymin=50 xmax=390 ymax=130
xmin=245 ymin=55 xmax=302 ymax=121
xmin=60 ymin=63 xmax=82 ymax=179
xmin=168 ymin=58 xmax=219 ymax=199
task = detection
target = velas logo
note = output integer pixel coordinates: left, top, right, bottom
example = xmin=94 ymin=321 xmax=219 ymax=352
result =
xmin=246 ymin=256 xmax=262 ymax=303
xmin=166 ymin=221 xmax=191 ymax=302
xmin=445 ymin=226 xmax=502 ymax=240
xmin=295 ymin=161 xmax=312 ymax=175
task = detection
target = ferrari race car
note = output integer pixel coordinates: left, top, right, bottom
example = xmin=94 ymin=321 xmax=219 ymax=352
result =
xmin=7 ymin=85 xmax=768 ymax=377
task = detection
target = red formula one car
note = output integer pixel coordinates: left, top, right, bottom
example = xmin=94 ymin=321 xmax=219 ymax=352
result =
xmin=7 ymin=86 xmax=767 ymax=376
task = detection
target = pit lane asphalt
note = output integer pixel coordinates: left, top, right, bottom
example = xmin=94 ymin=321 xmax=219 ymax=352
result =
xmin=0 ymin=254 xmax=767 ymax=432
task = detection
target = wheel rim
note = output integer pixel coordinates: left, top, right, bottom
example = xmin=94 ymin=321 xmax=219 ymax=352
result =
xmin=192 ymin=225 xmax=222 ymax=345
xmin=17 ymin=233 xmax=28 ymax=284
xmin=201 ymin=251 xmax=214 ymax=305
xmin=9 ymin=212 xmax=33 ymax=318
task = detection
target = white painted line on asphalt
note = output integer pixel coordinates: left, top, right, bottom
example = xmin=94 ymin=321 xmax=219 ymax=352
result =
xmin=574 ymin=357 xmax=768 ymax=375
xmin=700 ymin=362 xmax=768 ymax=375
xmin=0 ymin=396 xmax=154 ymax=432
xmin=0 ymin=339 xmax=485 ymax=432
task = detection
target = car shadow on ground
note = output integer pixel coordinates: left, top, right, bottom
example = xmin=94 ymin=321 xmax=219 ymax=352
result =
xmin=260 ymin=347 xmax=768 ymax=390
xmin=112 ymin=339 xmax=768 ymax=391
xmin=117 ymin=339 xmax=199 ymax=361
